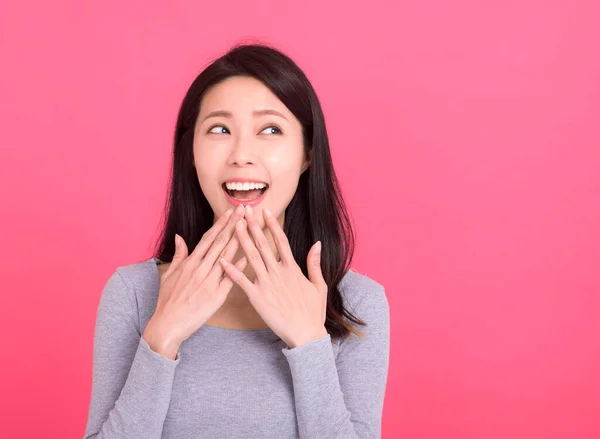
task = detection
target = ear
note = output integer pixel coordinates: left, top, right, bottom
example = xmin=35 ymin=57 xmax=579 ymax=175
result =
xmin=301 ymin=148 xmax=312 ymax=174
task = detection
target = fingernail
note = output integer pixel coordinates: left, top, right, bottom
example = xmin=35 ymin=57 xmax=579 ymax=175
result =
xmin=246 ymin=205 xmax=253 ymax=215
xmin=316 ymin=241 xmax=322 ymax=253
xmin=237 ymin=219 xmax=245 ymax=228
xmin=235 ymin=204 xmax=245 ymax=214
xmin=264 ymin=207 xmax=272 ymax=218
xmin=225 ymin=208 xmax=234 ymax=217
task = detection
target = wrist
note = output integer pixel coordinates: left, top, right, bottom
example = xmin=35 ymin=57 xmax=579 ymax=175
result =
xmin=287 ymin=326 xmax=328 ymax=349
xmin=143 ymin=320 xmax=181 ymax=360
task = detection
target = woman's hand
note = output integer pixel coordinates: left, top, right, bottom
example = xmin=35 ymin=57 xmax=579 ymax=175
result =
xmin=143 ymin=204 xmax=248 ymax=359
xmin=219 ymin=205 xmax=328 ymax=349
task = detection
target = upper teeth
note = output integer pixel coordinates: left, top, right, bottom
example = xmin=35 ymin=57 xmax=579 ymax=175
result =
xmin=225 ymin=182 xmax=267 ymax=191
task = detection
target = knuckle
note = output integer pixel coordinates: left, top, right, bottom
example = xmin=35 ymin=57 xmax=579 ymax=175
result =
xmin=250 ymin=250 xmax=262 ymax=261
xmin=197 ymin=284 xmax=208 ymax=296
xmin=191 ymin=265 xmax=203 ymax=283
xmin=215 ymin=231 xmax=227 ymax=244
xmin=178 ymin=259 xmax=189 ymax=272
xmin=184 ymin=258 xmax=196 ymax=271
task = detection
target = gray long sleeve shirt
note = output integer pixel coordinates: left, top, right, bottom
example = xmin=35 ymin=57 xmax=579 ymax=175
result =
xmin=83 ymin=257 xmax=390 ymax=438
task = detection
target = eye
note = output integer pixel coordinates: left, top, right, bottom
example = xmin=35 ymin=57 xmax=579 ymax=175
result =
xmin=260 ymin=125 xmax=282 ymax=135
xmin=208 ymin=125 xmax=229 ymax=134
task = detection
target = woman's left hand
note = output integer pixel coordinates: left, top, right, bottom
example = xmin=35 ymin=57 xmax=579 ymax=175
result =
xmin=219 ymin=205 xmax=328 ymax=349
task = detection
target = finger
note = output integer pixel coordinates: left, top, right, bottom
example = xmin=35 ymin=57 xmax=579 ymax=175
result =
xmin=262 ymin=208 xmax=294 ymax=265
xmin=235 ymin=218 xmax=269 ymax=281
xmin=165 ymin=233 xmax=188 ymax=277
xmin=219 ymin=256 xmax=258 ymax=299
xmin=244 ymin=205 xmax=279 ymax=272
xmin=216 ymin=256 xmax=248 ymax=295
xmin=204 ymin=234 xmax=241 ymax=285
xmin=307 ymin=241 xmax=327 ymax=294
xmin=188 ymin=206 xmax=239 ymax=263
xmin=198 ymin=205 xmax=246 ymax=274
xmin=186 ymin=208 xmax=232 ymax=264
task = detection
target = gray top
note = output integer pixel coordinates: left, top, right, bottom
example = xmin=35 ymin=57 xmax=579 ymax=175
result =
xmin=83 ymin=257 xmax=390 ymax=438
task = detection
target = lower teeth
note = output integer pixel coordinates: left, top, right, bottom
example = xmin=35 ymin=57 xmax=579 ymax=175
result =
xmin=228 ymin=189 xmax=265 ymax=200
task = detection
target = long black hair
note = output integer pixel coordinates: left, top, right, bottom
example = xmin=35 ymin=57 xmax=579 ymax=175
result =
xmin=152 ymin=42 xmax=366 ymax=342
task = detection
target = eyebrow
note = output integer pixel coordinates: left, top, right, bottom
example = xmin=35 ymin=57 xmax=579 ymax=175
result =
xmin=200 ymin=109 xmax=288 ymax=123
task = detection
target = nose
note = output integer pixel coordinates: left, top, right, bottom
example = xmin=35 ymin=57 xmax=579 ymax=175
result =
xmin=227 ymin=133 xmax=256 ymax=166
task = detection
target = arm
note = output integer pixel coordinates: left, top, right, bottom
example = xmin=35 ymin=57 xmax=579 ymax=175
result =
xmin=83 ymin=270 xmax=181 ymax=439
xmin=281 ymin=288 xmax=390 ymax=438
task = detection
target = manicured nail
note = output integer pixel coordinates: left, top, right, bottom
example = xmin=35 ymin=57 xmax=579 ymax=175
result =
xmin=235 ymin=204 xmax=245 ymax=214
xmin=316 ymin=241 xmax=322 ymax=253
xmin=220 ymin=258 xmax=228 ymax=266
xmin=264 ymin=207 xmax=272 ymax=218
xmin=246 ymin=205 xmax=253 ymax=215
xmin=225 ymin=208 xmax=234 ymax=217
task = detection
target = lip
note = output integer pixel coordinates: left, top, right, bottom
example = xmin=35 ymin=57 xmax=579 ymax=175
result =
xmin=223 ymin=186 xmax=268 ymax=207
xmin=223 ymin=177 xmax=268 ymax=184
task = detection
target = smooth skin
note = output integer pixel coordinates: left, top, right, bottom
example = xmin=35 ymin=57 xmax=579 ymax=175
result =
xmin=221 ymin=205 xmax=328 ymax=349
xmin=143 ymin=204 xmax=248 ymax=360
xmin=143 ymin=76 xmax=327 ymax=359
xmin=192 ymin=76 xmax=310 ymax=312
xmin=143 ymin=202 xmax=328 ymax=359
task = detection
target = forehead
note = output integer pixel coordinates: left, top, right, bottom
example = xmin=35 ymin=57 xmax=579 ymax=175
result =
xmin=199 ymin=76 xmax=290 ymax=116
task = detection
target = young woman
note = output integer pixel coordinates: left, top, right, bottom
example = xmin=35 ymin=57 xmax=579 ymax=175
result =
xmin=83 ymin=43 xmax=390 ymax=439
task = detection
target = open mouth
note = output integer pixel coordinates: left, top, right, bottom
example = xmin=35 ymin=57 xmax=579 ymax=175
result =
xmin=222 ymin=183 xmax=269 ymax=201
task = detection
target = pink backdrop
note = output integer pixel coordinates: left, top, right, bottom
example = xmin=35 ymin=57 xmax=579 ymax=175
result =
xmin=1 ymin=0 xmax=599 ymax=437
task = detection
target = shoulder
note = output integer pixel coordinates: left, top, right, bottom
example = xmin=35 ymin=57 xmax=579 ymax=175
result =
xmin=335 ymin=269 xmax=389 ymax=356
xmin=338 ymin=268 xmax=387 ymax=314
xmin=335 ymin=268 xmax=389 ymax=343
xmin=114 ymin=257 xmax=161 ymax=289
xmin=102 ymin=257 xmax=161 ymax=327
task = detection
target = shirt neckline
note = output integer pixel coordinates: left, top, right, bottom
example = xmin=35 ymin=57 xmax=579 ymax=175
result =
xmin=149 ymin=257 xmax=276 ymax=335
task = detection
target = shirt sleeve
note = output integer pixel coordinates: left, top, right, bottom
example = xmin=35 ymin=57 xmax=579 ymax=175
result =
xmin=83 ymin=270 xmax=181 ymax=439
xmin=281 ymin=287 xmax=390 ymax=438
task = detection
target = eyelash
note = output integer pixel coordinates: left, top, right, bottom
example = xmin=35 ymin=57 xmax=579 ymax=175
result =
xmin=207 ymin=125 xmax=282 ymax=135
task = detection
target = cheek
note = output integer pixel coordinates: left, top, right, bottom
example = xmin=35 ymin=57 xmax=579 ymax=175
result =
xmin=265 ymin=140 xmax=305 ymax=170
xmin=265 ymin=148 xmax=304 ymax=192
xmin=194 ymin=150 xmax=222 ymax=192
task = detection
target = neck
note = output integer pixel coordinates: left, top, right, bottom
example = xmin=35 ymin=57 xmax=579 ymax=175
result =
xmin=218 ymin=211 xmax=284 ymax=310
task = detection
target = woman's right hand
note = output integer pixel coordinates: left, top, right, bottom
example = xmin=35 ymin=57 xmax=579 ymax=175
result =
xmin=142 ymin=204 xmax=248 ymax=359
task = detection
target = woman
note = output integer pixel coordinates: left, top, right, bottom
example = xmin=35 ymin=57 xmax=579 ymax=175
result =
xmin=83 ymin=42 xmax=390 ymax=439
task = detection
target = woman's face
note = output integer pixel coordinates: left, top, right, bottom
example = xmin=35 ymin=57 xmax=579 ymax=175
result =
xmin=193 ymin=75 xmax=310 ymax=228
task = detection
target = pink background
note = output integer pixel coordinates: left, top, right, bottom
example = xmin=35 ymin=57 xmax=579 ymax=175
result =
xmin=1 ymin=0 xmax=599 ymax=437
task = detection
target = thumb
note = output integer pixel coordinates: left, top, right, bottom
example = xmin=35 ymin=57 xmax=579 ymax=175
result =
xmin=171 ymin=233 xmax=188 ymax=270
xmin=307 ymin=241 xmax=326 ymax=293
